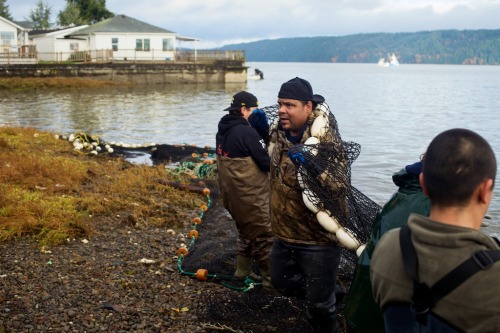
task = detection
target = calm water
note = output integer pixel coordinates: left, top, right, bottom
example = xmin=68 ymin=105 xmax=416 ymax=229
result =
xmin=1 ymin=62 xmax=500 ymax=233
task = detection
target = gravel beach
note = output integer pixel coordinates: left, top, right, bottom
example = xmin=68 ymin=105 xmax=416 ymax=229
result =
xmin=0 ymin=213 xmax=219 ymax=333
xmin=0 ymin=133 xmax=331 ymax=333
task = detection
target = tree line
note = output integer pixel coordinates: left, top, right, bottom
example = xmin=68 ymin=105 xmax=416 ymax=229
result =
xmin=2 ymin=0 xmax=498 ymax=65
xmin=220 ymin=30 xmax=500 ymax=65
xmin=0 ymin=0 xmax=113 ymax=29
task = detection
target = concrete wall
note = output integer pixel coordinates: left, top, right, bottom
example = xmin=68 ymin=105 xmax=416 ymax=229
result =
xmin=0 ymin=61 xmax=248 ymax=84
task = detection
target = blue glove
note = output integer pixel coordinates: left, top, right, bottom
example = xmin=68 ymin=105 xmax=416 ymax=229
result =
xmin=249 ymin=109 xmax=269 ymax=145
xmin=287 ymin=150 xmax=306 ymax=165
xmin=249 ymin=109 xmax=268 ymax=128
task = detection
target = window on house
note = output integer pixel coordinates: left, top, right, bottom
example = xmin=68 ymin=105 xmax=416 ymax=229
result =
xmin=135 ymin=38 xmax=150 ymax=51
xmin=70 ymin=43 xmax=79 ymax=51
xmin=112 ymin=38 xmax=118 ymax=51
xmin=1 ymin=32 xmax=15 ymax=46
xmin=163 ymin=38 xmax=173 ymax=51
xmin=136 ymin=39 xmax=143 ymax=51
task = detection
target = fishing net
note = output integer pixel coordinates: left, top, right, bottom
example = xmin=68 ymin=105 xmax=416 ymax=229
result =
xmin=264 ymin=103 xmax=381 ymax=267
xmin=197 ymin=288 xmax=315 ymax=333
xmin=60 ymin=104 xmax=381 ymax=331
xmin=173 ymin=104 xmax=381 ymax=332
xmin=179 ymin=186 xmax=317 ymax=332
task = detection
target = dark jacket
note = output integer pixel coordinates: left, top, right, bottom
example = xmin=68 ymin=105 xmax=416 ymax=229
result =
xmin=216 ymin=113 xmax=272 ymax=265
xmin=345 ymin=164 xmax=430 ymax=333
xmin=216 ymin=114 xmax=269 ymax=172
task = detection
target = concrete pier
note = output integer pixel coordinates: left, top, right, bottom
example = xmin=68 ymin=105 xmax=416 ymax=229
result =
xmin=0 ymin=60 xmax=248 ymax=84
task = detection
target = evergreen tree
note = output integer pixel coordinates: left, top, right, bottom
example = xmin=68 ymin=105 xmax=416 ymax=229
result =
xmin=28 ymin=0 xmax=52 ymax=29
xmin=57 ymin=2 xmax=84 ymax=27
xmin=0 ymin=0 xmax=13 ymax=20
xmin=66 ymin=0 xmax=113 ymax=24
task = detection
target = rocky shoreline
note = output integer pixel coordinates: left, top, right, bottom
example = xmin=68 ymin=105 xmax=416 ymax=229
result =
xmin=0 ymin=128 xmax=327 ymax=333
xmin=0 ymin=213 xmax=216 ymax=333
xmin=0 ymin=201 xmax=318 ymax=333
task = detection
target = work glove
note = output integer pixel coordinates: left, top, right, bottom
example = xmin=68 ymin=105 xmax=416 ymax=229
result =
xmin=248 ymin=109 xmax=269 ymax=145
xmin=287 ymin=150 xmax=307 ymax=165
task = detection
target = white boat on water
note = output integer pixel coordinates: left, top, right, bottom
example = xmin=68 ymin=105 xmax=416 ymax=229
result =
xmin=378 ymin=53 xmax=399 ymax=67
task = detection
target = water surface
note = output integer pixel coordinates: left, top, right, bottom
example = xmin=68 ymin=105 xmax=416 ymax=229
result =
xmin=2 ymin=62 xmax=499 ymax=233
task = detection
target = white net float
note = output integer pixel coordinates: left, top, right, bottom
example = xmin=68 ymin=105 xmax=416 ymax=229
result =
xmin=304 ymin=136 xmax=319 ymax=155
xmin=336 ymin=227 xmax=361 ymax=250
xmin=356 ymin=244 xmax=366 ymax=257
xmin=311 ymin=112 xmax=329 ymax=138
xmin=302 ymin=189 xmax=320 ymax=213
xmin=316 ymin=210 xmax=340 ymax=233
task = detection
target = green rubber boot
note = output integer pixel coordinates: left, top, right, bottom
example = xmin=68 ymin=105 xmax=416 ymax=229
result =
xmin=260 ymin=268 xmax=272 ymax=290
xmin=234 ymin=255 xmax=261 ymax=281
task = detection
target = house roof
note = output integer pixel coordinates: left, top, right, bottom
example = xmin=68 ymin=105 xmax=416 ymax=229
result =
xmin=69 ymin=14 xmax=175 ymax=36
xmin=13 ymin=21 xmax=34 ymax=30
xmin=30 ymin=25 xmax=89 ymax=38
xmin=0 ymin=16 xmax=29 ymax=30
xmin=29 ymin=28 xmax=65 ymax=37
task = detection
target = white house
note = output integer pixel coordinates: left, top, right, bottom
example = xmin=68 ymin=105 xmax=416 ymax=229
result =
xmin=66 ymin=14 xmax=196 ymax=61
xmin=5 ymin=14 xmax=200 ymax=63
xmin=30 ymin=25 xmax=89 ymax=61
xmin=0 ymin=15 xmax=30 ymax=54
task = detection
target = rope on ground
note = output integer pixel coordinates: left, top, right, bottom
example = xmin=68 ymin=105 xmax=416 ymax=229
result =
xmin=165 ymin=152 xmax=218 ymax=180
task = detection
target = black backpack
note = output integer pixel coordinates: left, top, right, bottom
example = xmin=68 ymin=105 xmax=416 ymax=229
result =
xmin=382 ymin=225 xmax=500 ymax=333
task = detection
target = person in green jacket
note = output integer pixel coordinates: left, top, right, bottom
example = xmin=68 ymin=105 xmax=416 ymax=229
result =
xmin=344 ymin=157 xmax=430 ymax=333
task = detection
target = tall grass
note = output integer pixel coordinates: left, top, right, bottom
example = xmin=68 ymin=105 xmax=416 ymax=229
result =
xmin=0 ymin=127 xmax=204 ymax=246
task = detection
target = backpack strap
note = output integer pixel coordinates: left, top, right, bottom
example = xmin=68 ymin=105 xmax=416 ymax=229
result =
xmin=399 ymin=225 xmax=435 ymax=320
xmin=399 ymin=225 xmax=500 ymax=323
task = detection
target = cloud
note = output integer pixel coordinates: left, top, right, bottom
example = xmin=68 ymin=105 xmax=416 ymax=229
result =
xmin=7 ymin=0 xmax=500 ymax=47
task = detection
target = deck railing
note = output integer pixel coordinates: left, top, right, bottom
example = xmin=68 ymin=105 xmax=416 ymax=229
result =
xmin=0 ymin=48 xmax=245 ymax=64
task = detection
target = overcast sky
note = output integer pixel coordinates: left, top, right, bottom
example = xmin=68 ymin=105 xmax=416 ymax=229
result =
xmin=8 ymin=0 xmax=500 ymax=48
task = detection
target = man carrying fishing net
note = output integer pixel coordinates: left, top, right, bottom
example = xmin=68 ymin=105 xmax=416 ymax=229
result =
xmin=269 ymin=77 xmax=351 ymax=333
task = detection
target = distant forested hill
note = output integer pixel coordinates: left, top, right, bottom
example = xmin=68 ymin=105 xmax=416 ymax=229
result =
xmin=219 ymin=30 xmax=500 ymax=65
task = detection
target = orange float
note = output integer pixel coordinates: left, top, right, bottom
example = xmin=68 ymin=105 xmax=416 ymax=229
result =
xmin=196 ymin=269 xmax=208 ymax=281
xmin=188 ymin=230 xmax=199 ymax=239
xmin=202 ymin=188 xmax=210 ymax=196
xmin=177 ymin=247 xmax=188 ymax=256
xmin=192 ymin=217 xmax=202 ymax=225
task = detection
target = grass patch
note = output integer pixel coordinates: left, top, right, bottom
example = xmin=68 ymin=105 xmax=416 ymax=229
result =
xmin=0 ymin=126 xmax=206 ymax=246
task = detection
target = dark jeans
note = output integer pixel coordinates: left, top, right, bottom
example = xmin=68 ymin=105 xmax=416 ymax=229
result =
xmin=270 ymin=238 xmax=341 ymax=333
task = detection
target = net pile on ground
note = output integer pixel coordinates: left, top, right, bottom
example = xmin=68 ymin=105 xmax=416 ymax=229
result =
xmin=179 ymin=193 xmax=316 ymax=332
xmin=167 ymin=105 xmax=382 ymax=331
xmin=196 ymin=287 xmax=315 ymax=333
